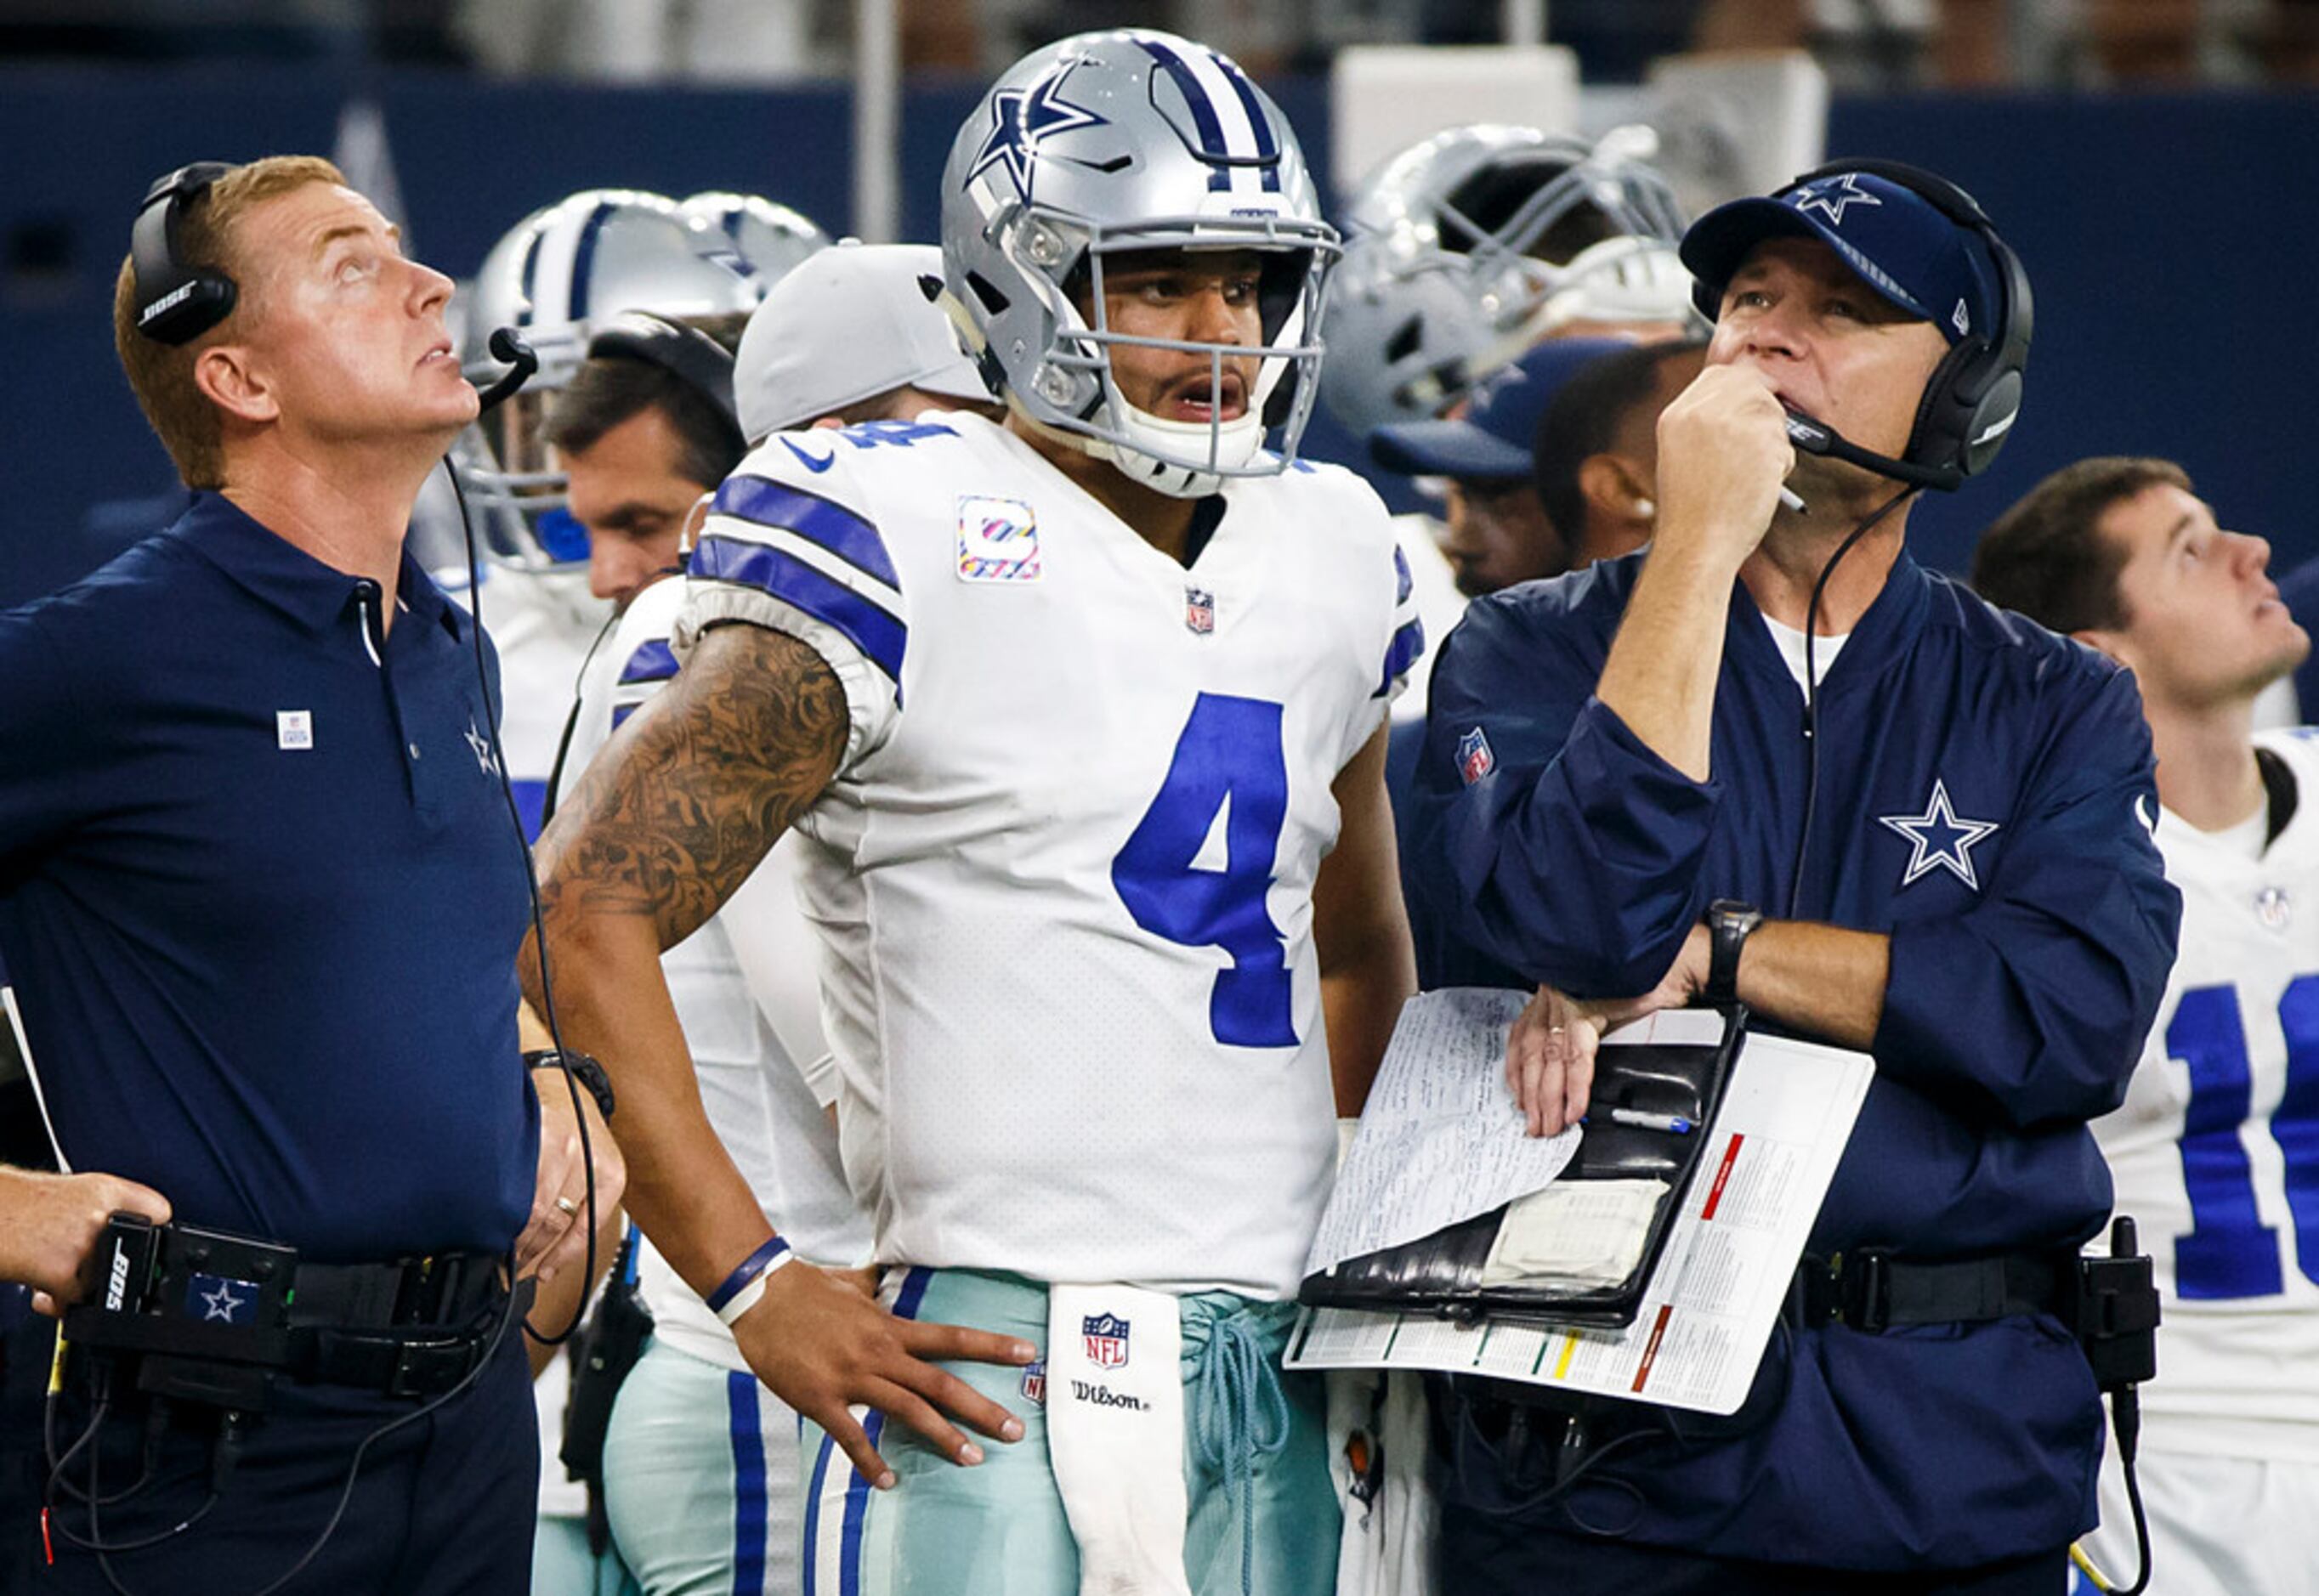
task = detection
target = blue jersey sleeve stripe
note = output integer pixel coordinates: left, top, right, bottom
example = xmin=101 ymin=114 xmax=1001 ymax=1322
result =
xmin=1393 ymin=545 xmax=1414 ymax=604
xmin=712 ymin=475 xmax=900 ymax=591
xmin=1377 ymin=618 xmax=1426 ymax=698
xmin=617 ymin=638 xmax=679 ymax=686
xmin=692 ymin=533 xmax=907 ymax=691
xmin=610 ymin=703 xmax=638 ymax=731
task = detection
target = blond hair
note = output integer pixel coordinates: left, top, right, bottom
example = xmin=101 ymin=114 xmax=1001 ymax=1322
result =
xmin=111 ymin=156 xmax=347 ymax=489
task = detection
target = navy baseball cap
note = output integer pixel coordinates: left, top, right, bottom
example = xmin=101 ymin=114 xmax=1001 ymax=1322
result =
xmin=1680 ymin=168 xmax=2000 ymax=346
xmin=1368 ymin=337 xmax=1631 ymax=481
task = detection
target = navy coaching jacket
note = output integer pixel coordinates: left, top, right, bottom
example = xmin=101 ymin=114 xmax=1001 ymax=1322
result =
xmin=1408 ymin=546 xmax=2181 ymax=1569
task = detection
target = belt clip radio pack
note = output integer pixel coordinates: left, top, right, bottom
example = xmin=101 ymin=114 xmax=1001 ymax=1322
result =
xmin=63 ymin=1211 xmax=298 ymax=1412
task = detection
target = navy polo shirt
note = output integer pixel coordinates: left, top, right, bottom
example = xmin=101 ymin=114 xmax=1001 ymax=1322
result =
xmin=0 ymin=493 xmax=536 ymax=1263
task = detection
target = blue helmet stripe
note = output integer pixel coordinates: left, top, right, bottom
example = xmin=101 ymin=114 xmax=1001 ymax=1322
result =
xmin=1137 ymin=37 xmax=1233 ymax=192
xmin=514 ymin=225 xmax=545 ymax=328
xmin=1213 ymin=56 xmax=1283 ymax=192
xmin=568 ymin=199 xmax=619 ymax=322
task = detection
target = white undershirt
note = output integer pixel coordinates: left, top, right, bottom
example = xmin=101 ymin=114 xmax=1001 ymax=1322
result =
xmin=1759 ymin=611 xmax=1851 ymax=694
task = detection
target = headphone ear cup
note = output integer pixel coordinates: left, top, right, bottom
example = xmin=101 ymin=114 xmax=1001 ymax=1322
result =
xmin=1904 ymin=336 xmax=1987 ymax=479
xmin=1959 ymin=366 xmax=2022 ymax=478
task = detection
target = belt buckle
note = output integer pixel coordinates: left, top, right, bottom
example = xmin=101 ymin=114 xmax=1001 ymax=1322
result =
xmin=386 ymin=1334 xmax=478 ymax=1398
xmin=1842 ymin=1250 xmax=1894 ymax=1333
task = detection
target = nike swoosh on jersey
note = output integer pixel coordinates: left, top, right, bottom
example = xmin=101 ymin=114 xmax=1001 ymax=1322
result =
xmin=781 ymin=438 xmax=837 ymax=473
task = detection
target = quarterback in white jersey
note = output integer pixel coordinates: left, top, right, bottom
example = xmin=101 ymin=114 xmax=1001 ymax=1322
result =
xmin=1974 ymin=459 xmax=2319 ymax=1596
xmin=530 ymin=28 xmax=1418 ymax=1596
xmin=683 ymin=407 xmax=1414 ymax=1295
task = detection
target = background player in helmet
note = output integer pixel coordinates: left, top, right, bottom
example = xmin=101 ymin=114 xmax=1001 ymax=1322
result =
xmin=528 ymin=28 xmax=1419 ymax=1596
xmin=1321 ymin=122 xmax=1696 ymax=444
xmin=450 ymin=187 xmax=780 ymax=835
xmin=1974 ymin=459 xmax=2319 ymax=1596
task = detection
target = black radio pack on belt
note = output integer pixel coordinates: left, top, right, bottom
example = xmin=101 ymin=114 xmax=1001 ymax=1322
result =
xmin=60 ymin=1211 xmax=510 ymax=1412
xmin=65 ymin=1212 xmax=298 ymax=1412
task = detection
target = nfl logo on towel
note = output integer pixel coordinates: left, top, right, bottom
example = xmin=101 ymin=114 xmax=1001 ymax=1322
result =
xmin=1457 ymin=727 xmax=1495 ymax=786
xmin=1184 ymin=586 xmax=1215 ymax=635
xmin=956 ymin=495 xmax=1043 ymax=584
xmin=1082 ymin=1312 xmax=1131 ymax=1370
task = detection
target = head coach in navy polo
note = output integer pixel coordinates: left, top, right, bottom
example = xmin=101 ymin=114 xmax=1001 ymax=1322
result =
xmin=0 ymin=156 xmax=623 ymax=1592
xmin=1405 ymin=160 xmax=2183 ymax=1592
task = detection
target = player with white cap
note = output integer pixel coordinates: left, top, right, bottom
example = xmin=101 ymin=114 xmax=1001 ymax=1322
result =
xmin=551 ymin=238 xmax=1001 ymax=1596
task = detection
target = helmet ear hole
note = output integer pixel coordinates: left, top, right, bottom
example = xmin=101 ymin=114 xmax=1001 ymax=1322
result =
xmin=966 ymin=271 xmax=1012 ymax=318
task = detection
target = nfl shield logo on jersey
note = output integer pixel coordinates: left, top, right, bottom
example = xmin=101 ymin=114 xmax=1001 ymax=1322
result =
xmin=1021 ymin=1359 xmax=1047 ymax=1406
xmin=1457 ymin=727 xmax=1495 ymax=786
xmin=1185 ymin=586 xmax=1215 ymax=635
xmin=1081 ymin=1313 xmax=1131 ymax=1370
xmin=956 ymin=495 xmax=1043 ymax=583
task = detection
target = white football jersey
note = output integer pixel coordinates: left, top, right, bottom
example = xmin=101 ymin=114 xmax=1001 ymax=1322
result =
xmin=678 ymin=411 xmax=1422 ymax=1299
xmin=2094 ymin=727 xmax=2319 ymax=1460
xmin=561 ymin=575 xmax=874 ymax=1372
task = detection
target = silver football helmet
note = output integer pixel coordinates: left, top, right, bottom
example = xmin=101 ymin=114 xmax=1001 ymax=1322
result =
xmin=1322 ymin=124 xmax=1695 ymax=437
xmin=454 ymin=188 xmax=763 ymax=566
xmin=941 ymin=28 xmax=1339 ymax=498
xmin=678 ymin=192 xmax=831 ymax=291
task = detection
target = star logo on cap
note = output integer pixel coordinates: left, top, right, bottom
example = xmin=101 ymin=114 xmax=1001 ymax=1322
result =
xmin=1879 ymin=778 xmax=1999 ymax=891
xmin=967 ymin=66 xmax=1107 ymax=201
xmin=1792 ymin=173 xmax=1883 ymax=228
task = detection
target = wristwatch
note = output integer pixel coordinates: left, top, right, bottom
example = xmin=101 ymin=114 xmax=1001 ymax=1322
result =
xmin=526 ymin=1048 xmax=615 ymax=1123
xmin=1704 ymin=900 xmax=1764 ymax=1007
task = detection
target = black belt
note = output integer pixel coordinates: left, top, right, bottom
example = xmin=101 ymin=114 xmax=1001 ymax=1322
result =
xmin=282 ymin=1251 xmax=510 ymax=1398
xmin=1796 ymin=1248 xmax=2068 ymax=1333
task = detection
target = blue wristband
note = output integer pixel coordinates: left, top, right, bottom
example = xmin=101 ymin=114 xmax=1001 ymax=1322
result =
xmin=706 ymin=1235 xmax=792 ymax=1327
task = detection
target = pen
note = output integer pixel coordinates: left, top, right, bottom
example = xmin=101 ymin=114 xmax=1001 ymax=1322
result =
xmin=1590 ymin=1106 xmax=1695 ymax=1135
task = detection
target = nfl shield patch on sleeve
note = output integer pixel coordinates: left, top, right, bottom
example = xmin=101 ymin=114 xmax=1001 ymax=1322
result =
xmin=1457 ymin=727 xmax=1495 ymax=785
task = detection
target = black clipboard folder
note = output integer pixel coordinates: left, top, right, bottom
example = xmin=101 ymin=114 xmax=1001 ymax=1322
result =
xmin=1299 ymin=1003 xmax=1747 ymax=1332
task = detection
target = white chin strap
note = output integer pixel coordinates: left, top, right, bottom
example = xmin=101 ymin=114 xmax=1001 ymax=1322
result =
xmin=1083 ymin=401 xmax=1265 ymax=500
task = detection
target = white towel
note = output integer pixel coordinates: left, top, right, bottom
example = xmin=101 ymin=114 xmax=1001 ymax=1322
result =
xmin=1046 ymin=1283 xmax=1195 ymax=1596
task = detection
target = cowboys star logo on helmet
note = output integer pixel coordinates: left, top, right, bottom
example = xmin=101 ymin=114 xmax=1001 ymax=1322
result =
xmin=966 ymin=66 xmax=1107 ymax=203
xmin=941 ymin=27 xmax=1340 ymax=497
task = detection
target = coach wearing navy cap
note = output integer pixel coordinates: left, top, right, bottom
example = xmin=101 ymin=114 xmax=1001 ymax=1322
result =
xmin=0 ymin=156 xmax=622 ymax=1591
xmin=1369 ymin=337 xmax=1629 ymax=597
xmin=1409 ymin=159 xmax=2179 ymax=1593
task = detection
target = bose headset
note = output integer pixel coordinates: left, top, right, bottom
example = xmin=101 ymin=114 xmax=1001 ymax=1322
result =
xmin=1762 ymin=156 xmax=2035 ymax=495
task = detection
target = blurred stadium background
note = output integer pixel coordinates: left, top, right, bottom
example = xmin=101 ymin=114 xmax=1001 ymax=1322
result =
xmin=3 ymin=0 xmax=2310 ymax=603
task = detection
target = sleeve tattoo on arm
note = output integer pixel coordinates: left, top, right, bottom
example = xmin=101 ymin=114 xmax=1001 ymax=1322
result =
xmin=536 ymin=624 xmax=850 ymax=951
